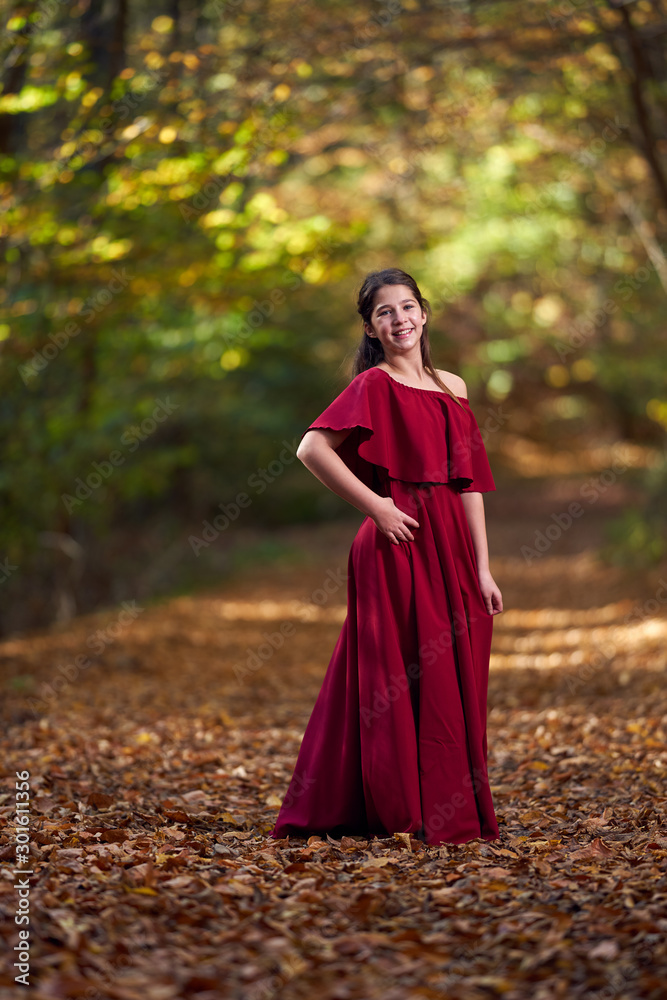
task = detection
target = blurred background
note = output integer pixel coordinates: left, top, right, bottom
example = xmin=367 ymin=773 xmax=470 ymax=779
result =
xmin=1 ymin=0 xmax=666 ymax=637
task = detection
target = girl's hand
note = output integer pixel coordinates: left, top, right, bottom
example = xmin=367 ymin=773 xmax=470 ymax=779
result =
xmin=372 ymin=496 xmax=420 ymax=545
xmin=478 ymin=569 xmax=503 ymax=615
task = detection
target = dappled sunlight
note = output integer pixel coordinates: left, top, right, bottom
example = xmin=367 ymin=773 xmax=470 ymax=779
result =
xmin=492 ymin=608 xmax=667 ymax=668
xmin=171 ymin=596 xmax=347 ymax=624
xmin=495 ymin=435 xmax=660 ymax=478
xmin=2 ymin=519 xmax=666 ymax=999
xmin=497 ymin=602 xmax=634 ymax=626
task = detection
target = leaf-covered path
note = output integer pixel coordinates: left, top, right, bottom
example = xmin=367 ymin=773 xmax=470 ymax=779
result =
xmin=1 ymin=481 xmax=666 ymax=1000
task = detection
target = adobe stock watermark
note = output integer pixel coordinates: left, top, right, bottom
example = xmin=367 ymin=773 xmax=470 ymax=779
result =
xmin=554 ymin=245 xmax=667 ymax=363
xmin=189 ymin=438 xmax=299 ymax=555
xmin=572 ymin=115 xmax=629 ymax=168
xmin=221 ymin=233 xmax=343 ymax=351
xmin=1 ymin=557 xmax=19 ymax=585
xmin=361 ymin=614 xmax=475 ymax=728
xmin=18 ymin=268 xmax=134 ymax=384
xmin=423 ymin=767 xmax=491 ymax=841
xmin=394 ymin=404 xmax=509 ymax=514
xmin=9 ymin=0 xmax=68 ymax=36
xmin=521 ymin=450 xmax=633 ymax=564
xmin=63 ymin=65 xmax=170 ymax=171
xmin=203 ymin=0 xmax=244 ymax=19
xmin=26 ymin=600 xmax=144 ymax=716
xmin=566 ymin=579 xmax=667 ymax=694
xmin=13 ymin=769 xmax=32 ymax=987
xmin=519 ymin=115 xmax=628 ymax=227
xmin=276 ymin=766 xmax=317 ymax=814
xmin=179 ymin=105 xmax=295 ymax=223
xmin=62 ymin=398 xmax=179 ymax=513
xmin=233 ymin=566 xmax=349 ymax=686
xmin=244 ymin=954 xmax=311 ymax=1000
xmin=544 ymin=0 xmax=639 ymax=30
xmin=340 ymin=0 xmax=403 ymax=55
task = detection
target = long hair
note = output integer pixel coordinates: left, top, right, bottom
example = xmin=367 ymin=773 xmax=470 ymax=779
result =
xmin=352 ymin=267 xmax=464 ymax=408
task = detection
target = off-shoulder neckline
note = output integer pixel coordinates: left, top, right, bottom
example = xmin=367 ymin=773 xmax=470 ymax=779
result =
xmin=371 ymin=366 xmax=469 ymax=401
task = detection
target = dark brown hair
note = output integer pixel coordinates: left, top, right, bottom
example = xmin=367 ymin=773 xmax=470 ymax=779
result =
xmin=352 ymin=267 xmax=464 ymax=407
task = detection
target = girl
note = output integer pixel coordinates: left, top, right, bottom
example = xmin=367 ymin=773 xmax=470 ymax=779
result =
xmin=269 ymin=267 xmax=503 ymax=846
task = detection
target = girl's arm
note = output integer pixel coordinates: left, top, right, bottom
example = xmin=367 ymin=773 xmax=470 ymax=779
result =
xmin=297 ymin=429 xmax=420 ymax=545
xmin=460 ymin=491 xmax=503 ymax=615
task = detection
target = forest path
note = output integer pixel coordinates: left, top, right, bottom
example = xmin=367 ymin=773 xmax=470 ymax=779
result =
xmin=1 ymin=477 xmax=665 ymax=999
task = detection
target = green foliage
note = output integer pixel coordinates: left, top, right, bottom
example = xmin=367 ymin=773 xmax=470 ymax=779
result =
xmin=601 ymin=507 xmax=665 ymax=569
xmin=1 ymin=0 xmax=666 ymax=630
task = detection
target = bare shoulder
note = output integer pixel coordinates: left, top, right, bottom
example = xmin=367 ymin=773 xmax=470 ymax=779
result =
xmin=436 ymin=369 xmax=467 ymax=398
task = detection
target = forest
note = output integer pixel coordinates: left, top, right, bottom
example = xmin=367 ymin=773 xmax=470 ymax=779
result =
xmin=1 ymin=0 xmax=666 ymax=632
xmin=1 ymin=1 xmax=666 ymax=998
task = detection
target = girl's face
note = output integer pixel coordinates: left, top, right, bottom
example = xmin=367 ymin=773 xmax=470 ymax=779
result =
xmin=364 ymin=283 xmax=427 ymax=356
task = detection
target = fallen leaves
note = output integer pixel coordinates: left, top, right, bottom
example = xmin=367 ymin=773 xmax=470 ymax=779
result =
xmin=0 ymin=537 xmax=666 ymax=998
xmin=568 ymin=837 xmax=616 ymax=861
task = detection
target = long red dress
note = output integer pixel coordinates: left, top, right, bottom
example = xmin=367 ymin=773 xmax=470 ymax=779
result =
xmin=269 ymin=365 xmax=499 ymax=845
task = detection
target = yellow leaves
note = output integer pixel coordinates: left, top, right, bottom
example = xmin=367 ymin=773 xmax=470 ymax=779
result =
xmin=393 ymin=832 xmax=413 ymax=852
xmin=302 ymin=259 xmax=325 ymax=284
xmin=265 ymin=792 xmax=283 ymax=807
xmin=646 ymin=399 xmax=667 ymax=430
xmin=0 ymin=85 xmax=59 ymax=114
xmin=158 ymin=127 xmax=178 ymax=144
xmin=546 ymin=364 xmax=570 ymax=388
xmin=388 ymin=157 xmax=410 ymax=175
xmin=135 ymin=730 xmax=157 ymax=744
xmin=59 ymin=140 xmax=77 ymax=159
xmin=532 ymin=294 xmax=564 ymax=325
xmin=213 ymin=148 xmax=248 ymax=173
xmin=488 ymin=846 xmax=520 ymax=858
xmin=525 ymin=760 xmax=550 ymax=771
xmin=201 ymin=209 xmax=236 ymax=227
xmin=273 ymin=84 xmax=291 ymax=102
xmin=572 ymin=358 xmax=596 ymax=381
xmin=178 ymin=267 xmax=198 ymax=287
xmin=151 ymin=16 xmax=174 ymax=33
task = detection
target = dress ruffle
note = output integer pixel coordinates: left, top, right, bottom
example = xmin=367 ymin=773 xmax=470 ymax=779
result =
xmin=303 ymin=366 xmax=495 ymax=493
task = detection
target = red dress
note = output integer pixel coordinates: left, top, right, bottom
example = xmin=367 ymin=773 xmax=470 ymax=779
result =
xmin=269 ymin=366 xmax=499 ymax=845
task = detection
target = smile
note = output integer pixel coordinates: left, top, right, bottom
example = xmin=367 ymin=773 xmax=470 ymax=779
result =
xmin=393 ymin=328 xmax=414 ymax=337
